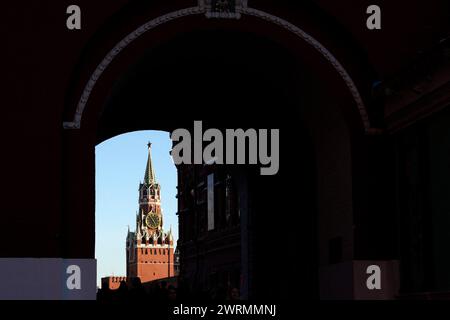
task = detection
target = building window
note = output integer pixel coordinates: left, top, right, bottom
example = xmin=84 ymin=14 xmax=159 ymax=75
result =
xmin=207 ymin=173 xmax=215 ymax=231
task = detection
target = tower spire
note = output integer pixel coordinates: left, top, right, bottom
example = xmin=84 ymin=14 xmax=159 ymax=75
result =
xmin=144 ymin=142 xmax=156 ymax=185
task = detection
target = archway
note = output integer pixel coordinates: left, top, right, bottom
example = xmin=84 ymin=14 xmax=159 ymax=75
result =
xmin=61 ymin=3 xmax=363 ymax=300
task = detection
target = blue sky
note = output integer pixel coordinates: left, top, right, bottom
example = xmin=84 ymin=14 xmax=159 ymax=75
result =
xmin=95 ymin=130 xmax=177 ymax=286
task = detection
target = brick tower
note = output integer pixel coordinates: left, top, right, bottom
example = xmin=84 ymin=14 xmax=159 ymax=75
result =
xmin=126 ymin=143 xmax=175 ymax=283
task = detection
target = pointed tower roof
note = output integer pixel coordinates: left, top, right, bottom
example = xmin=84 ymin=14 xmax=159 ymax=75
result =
xmin=167 ymin=225 xmax=174 ymax=242
xmin=136 ymin=225 xmax=142 ymax=240
xmin=144 ymin=142 xmax=156 ymax=185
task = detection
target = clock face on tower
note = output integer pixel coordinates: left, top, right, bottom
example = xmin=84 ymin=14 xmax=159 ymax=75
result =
xmin=146 ymin=213 xmax=160 ymax=229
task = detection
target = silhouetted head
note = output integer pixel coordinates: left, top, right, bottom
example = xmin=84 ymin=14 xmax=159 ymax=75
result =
xmin=131 ymin=277 xmax=142 ymax=288
xmin=229 ymin=287 xmax=240 ymax=300
xmin=118 ymin=280 xmax=128 ymax=292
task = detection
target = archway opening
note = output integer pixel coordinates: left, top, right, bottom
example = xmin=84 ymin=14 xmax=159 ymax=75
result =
xmin=62 ymin=25 xmax=359 ymax=301
xmin=95 ymin=130 xmax=178 ymax=292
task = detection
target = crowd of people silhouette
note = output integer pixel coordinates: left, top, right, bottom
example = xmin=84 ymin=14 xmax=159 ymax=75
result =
xmin=97 ymin=277 xmax=241 ymax=303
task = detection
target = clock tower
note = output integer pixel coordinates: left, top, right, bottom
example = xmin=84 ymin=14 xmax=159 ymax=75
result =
xmin=126 ymin=143 xmax=175 ymax=283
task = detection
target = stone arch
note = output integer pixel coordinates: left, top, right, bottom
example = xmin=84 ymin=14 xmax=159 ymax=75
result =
xmin=63 ymin=3 xmax=375 ymax=133
xmin=60 ymin=2 xmax=376 ymax=300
